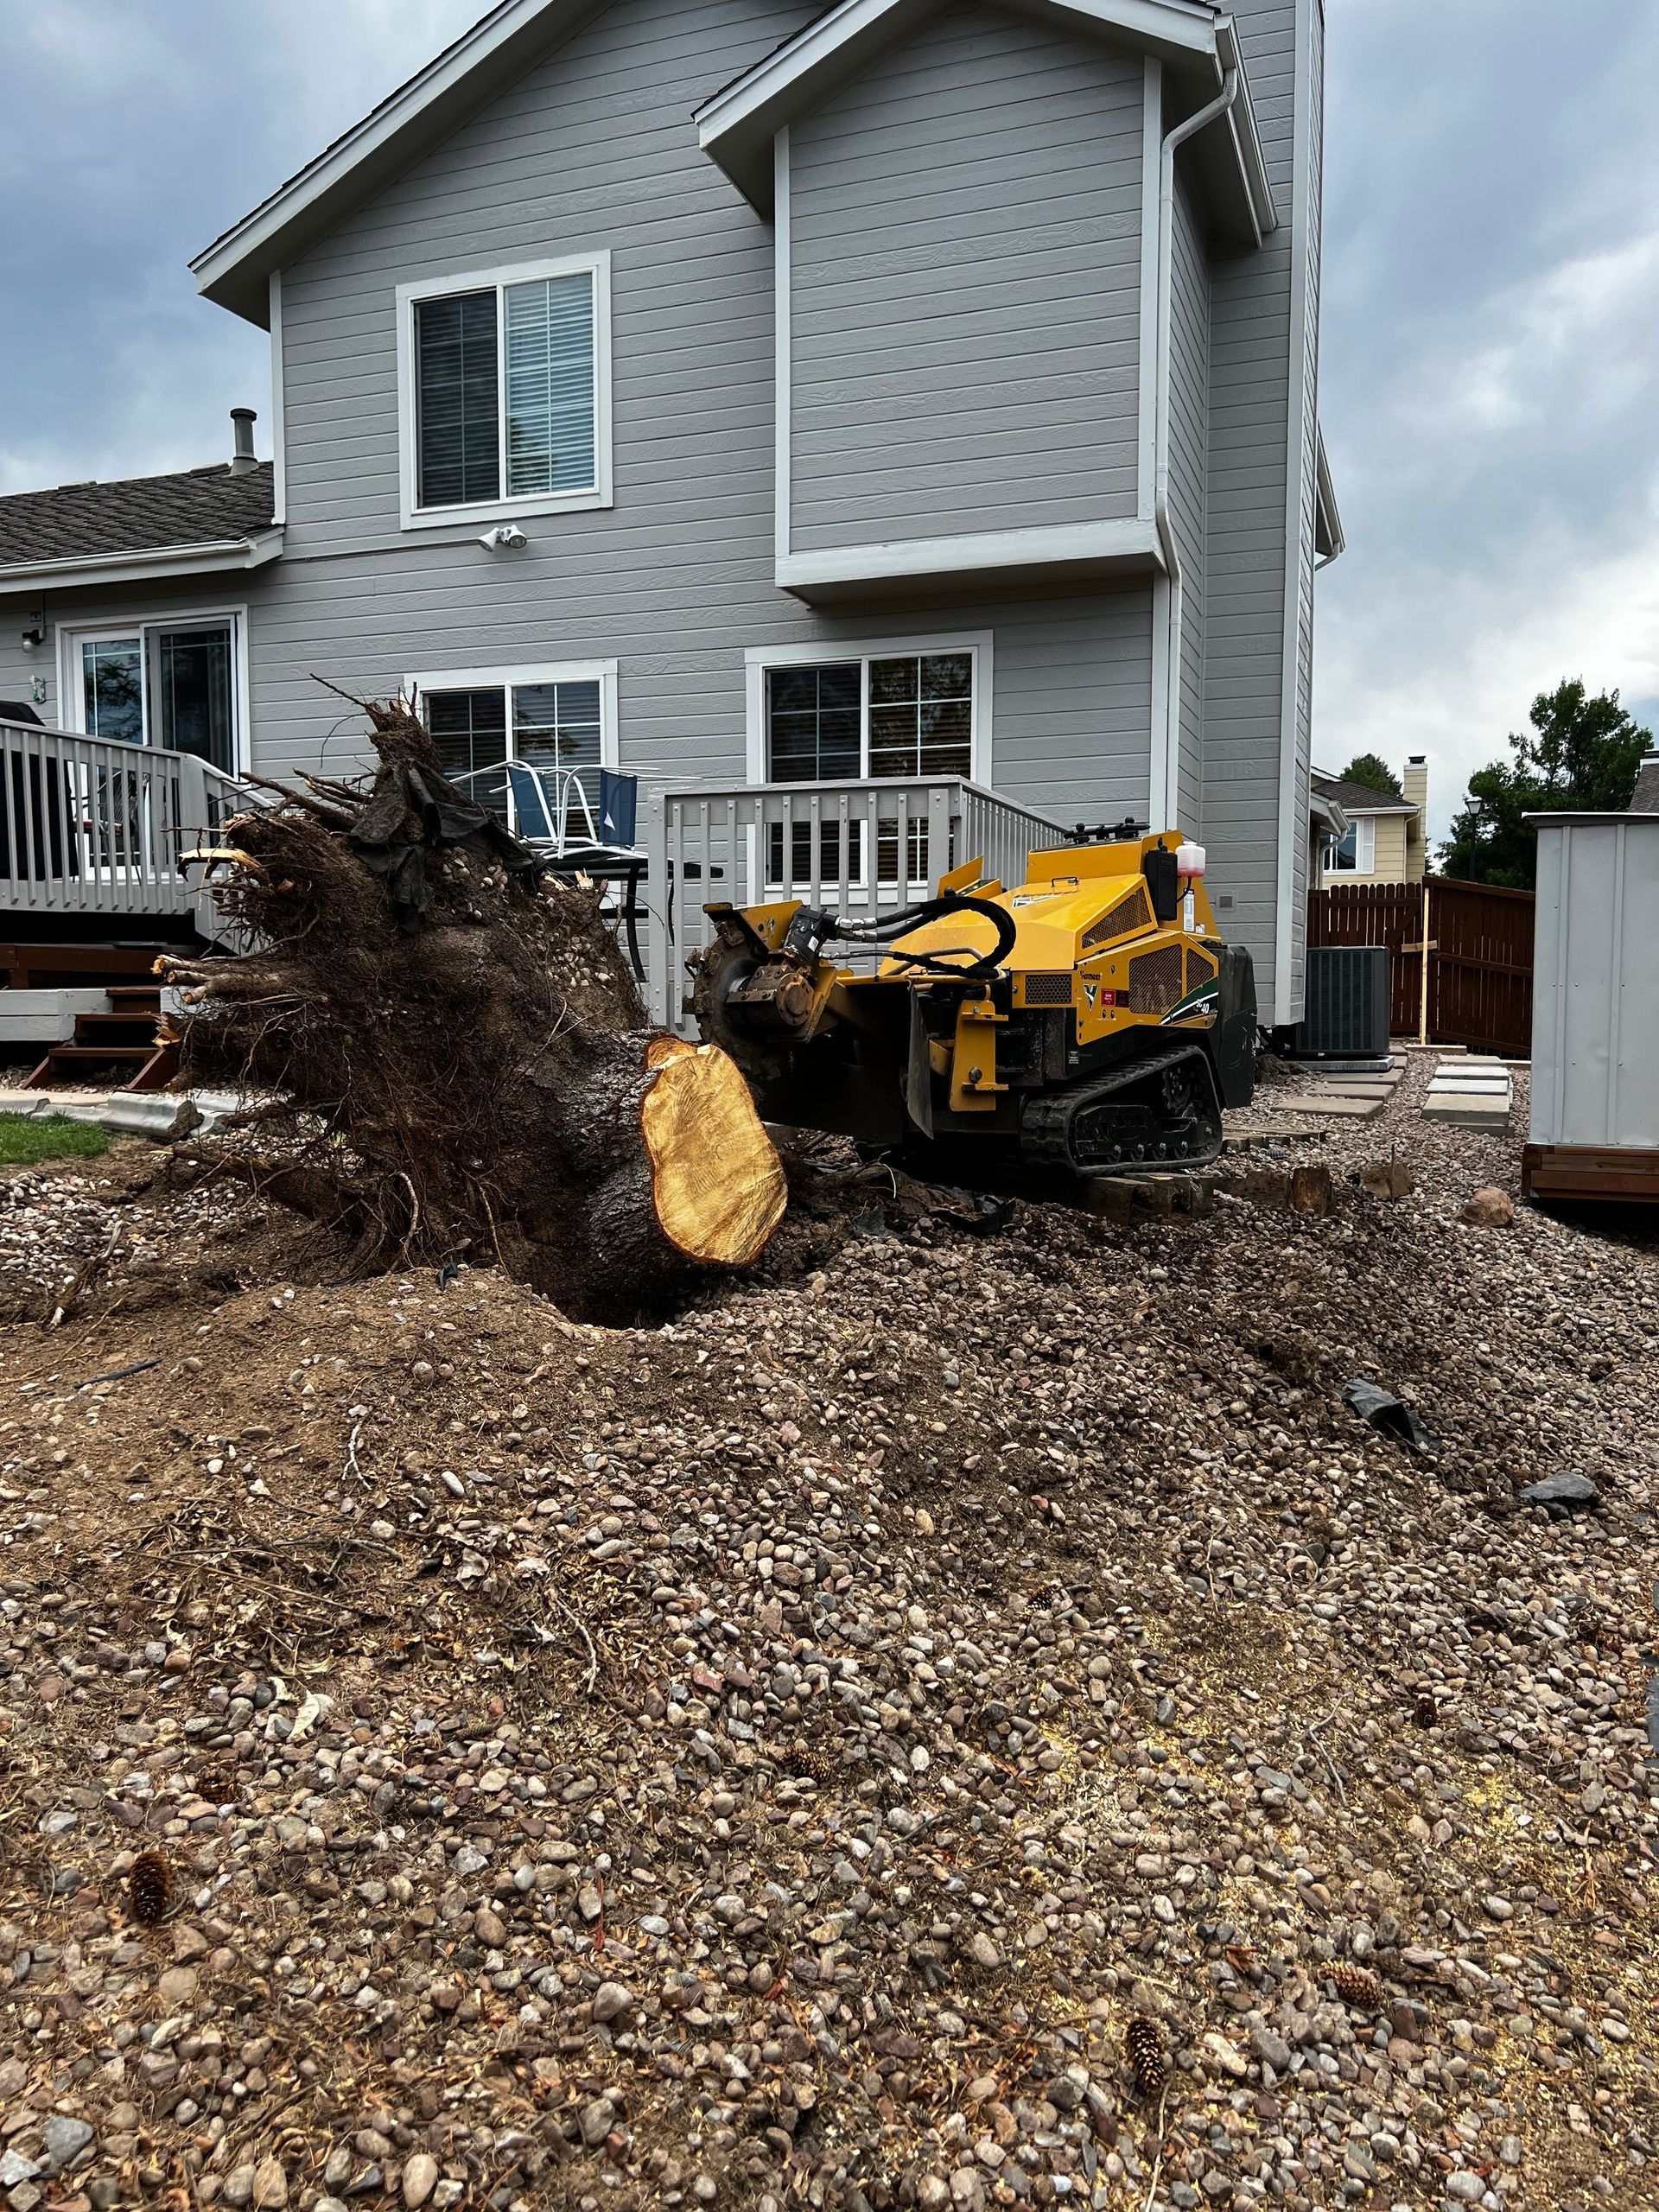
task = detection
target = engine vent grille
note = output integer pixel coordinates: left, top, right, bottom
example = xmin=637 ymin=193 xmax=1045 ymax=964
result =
xmin=1023 ymin=974 xmax=1074 ymax=1006
xmin=1128 ymin=944 xmax=1185 ymax=1015
xmin=1082 ymin=884 xmax=1152 ymax=950
xmin=1185 ymin=946 xmax=1217 ymax=992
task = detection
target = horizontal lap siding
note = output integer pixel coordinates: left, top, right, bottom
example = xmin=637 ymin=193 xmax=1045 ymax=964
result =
xmin=277 ymin=0 xmax=819 ymax=560
xmin=1169 ymin=171 xmax=1208 ymax=838
xmin=788 ymin=5 xmax=1144 ymax=551
xmin=1199 ymin=0 xmax=1318 ymax=1022
xmin=1287 ymin=3 xmax=1325 ymax=1001
xmin=0 ymin=563 xmax=1151 ymax=839
xmin=5 ymin=0 xmax=1166 ymax=836
xmin=991 ymin=588 xmax=1154 ymax=824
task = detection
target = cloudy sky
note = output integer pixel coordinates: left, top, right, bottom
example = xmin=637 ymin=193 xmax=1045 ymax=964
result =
xmin=3 ymin=0 xmax=1656 ymax=840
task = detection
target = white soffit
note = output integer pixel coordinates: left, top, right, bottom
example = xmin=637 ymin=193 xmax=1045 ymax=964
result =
xmin=0 ymin=531 xmax=286 ymax=595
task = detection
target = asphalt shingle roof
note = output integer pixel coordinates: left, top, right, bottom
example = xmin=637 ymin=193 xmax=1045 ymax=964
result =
xmin=0 ymin=461 xmax=276 ymax=569
xmin=1311 ymin=770 xmax=1417 ymax=815
xmin=1630 ymin=755 xmax=1659 ymax=814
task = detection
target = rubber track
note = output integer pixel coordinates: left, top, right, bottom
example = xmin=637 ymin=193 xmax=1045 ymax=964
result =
xmin=1020 ymin=1043 xmax=1223 ymax=1173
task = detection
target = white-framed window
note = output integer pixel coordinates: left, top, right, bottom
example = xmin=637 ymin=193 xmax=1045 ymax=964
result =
xmin=405 ymin=661 xmax=619 ymax=832
xmin=1325 ymin=817 xmax=1376 ymax=875
xmin=396 ymin=251 xmax=613 ymax=531
xmin=743 ymin=635 xmax=992 ymax=786
xmin=59 ymin=610 xmax=247 ymax=773
xmin=743 ymin=634 xmax=992 ymax=892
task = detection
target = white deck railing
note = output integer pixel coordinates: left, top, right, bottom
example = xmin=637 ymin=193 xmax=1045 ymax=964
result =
xmin=0 ymin=717 xmax=247 ymax=938
xmin=645 ymin=774 xmax=1069 ymax=1031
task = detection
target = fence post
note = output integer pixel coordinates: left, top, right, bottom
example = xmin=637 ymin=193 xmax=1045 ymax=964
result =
xmin=1417 ymin=879 xmax=1431 ymax=1046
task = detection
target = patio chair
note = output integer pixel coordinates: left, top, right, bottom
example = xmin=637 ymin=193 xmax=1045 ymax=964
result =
xmin=504 ymin=761 xmax=601 ymax=855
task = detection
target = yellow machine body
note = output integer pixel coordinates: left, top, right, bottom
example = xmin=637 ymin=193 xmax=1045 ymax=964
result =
xmin=693 ymin=829 xmax=1255 ymax=1173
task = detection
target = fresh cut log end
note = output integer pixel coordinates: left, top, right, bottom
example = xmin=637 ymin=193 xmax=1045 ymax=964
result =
xmin=640 ymin=1040 xmax=788 ymax=1267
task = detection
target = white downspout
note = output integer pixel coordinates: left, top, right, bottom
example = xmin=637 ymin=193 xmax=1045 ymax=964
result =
xmin=1152 ymin=59 xmax=1239 ymax=830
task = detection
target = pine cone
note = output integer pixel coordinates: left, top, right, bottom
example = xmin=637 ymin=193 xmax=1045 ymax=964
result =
xmin=1126 ymin=2014 xmax=1167 ymax=2101
xmin=1327 ymin=1961 xmax=1382 ymax=2010
xmin=129 ymin=1850 xmax=171 ymax=1927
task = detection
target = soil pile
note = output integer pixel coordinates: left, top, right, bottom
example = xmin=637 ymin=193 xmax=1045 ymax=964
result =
xmin=1 ymin=1060 xmax=1657 ymax=2212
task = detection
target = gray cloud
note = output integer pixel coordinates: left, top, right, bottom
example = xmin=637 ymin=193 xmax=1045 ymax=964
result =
xmin=2 ymin=0 xmax=1654 ymax=843
xmin=1316 ymin=0 xmax=1659 ymax=836
xmin=0 ymin=1 xmax=480 ymax=490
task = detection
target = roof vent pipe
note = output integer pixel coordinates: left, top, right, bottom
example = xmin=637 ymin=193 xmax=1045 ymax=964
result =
xmin=229 ymin=407 xmax=258 ymax=474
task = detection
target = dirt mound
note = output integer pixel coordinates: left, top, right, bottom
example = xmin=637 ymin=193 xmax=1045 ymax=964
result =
xmin=2 ymin=1100 xmax=1657 ymax=2212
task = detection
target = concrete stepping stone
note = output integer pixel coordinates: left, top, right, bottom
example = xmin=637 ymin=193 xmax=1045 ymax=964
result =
xmin=1424 ymin=1052 xmax=1512 ymax=1128
xmin=1297 ymin=1093 xmax=1387 ymax=1119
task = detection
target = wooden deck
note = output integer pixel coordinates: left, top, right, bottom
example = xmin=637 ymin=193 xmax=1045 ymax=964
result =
xmin=1 ymin=715 xmax=244 ymax=938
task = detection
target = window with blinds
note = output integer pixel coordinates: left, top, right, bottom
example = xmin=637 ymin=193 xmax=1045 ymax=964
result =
xmin=505 ymin=276 xmax=596 ymax=498
xmin=404 ymin=254 xmax=607 ymax=520
xmin=412 ymin=666 xmax=615 ymax=837
xmin=415 ymin=291 xmax=499 ymax=508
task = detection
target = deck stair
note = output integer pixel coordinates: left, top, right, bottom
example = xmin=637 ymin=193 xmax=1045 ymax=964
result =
xmin=22 ymin=980 xmax=177 ymax=1093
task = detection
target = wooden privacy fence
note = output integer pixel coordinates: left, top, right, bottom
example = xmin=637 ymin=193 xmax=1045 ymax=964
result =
xmin=1308 ymin=877 xmax=1535 ymax=1058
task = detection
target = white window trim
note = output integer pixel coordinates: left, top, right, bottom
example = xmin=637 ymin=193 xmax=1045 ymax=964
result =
xmin=396 ymin=251 xmax=614 ymax=533
xmin=56 ymin=607 xmax=251 ymax=776
xmin=404 ymin=661 xmax=620 ymax=771
xmin=742 ymin=633 xmax=993 ymax=786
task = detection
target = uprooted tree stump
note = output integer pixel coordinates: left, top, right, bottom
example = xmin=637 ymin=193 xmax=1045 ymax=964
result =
xmin=161 ymin=696 xmax=786 ymax=1319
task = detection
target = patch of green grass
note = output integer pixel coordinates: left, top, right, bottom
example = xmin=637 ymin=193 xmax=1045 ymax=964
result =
xmin=0 ymin=1112 xmax=111 ymax=1166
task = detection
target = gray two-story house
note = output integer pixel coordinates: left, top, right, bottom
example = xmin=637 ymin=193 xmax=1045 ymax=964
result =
xmin=0 ymin=0 xmax=1338 ymax=1027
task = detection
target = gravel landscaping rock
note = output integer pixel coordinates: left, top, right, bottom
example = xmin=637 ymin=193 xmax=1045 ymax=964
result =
xmin=1519 ymin=1471 xmax=1602 ymax=1515
xmin=0 ymin=1051 xmax=1654 ymax=2211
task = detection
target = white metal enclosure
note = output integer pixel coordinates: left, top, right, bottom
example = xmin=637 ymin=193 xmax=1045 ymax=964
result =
xmin=1529 ymin=811 xmax=1659 ymax=1148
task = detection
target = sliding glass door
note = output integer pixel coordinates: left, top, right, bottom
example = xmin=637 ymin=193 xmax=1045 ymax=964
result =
xmin=71 ymin=616 xmax=238 ymax=772
xmin=153 ymin=623 xmax=234 ymax=767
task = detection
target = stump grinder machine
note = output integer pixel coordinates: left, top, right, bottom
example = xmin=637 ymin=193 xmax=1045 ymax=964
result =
xmin=691 ymin=823 xmax=1256 ymax=1178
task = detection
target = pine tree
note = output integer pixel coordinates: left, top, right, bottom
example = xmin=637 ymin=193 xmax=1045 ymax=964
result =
xmin=1338 ymin=752 xmax=1402 ymax=798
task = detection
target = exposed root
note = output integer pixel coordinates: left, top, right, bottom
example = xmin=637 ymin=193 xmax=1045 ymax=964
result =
xmin=166 ymin=692 xmax=783 ymax=1318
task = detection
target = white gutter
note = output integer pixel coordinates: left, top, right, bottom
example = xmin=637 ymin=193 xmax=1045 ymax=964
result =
xmin=0 ymin=528 xmax=284 ymax=594
xmin=1150 ymin=57 xmax=1239 ymax=830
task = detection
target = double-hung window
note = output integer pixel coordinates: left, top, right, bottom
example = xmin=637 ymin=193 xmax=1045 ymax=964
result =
xmin=63 ymin=613 xmax=244 ymax=772
xmin=398 ymin=252 xmax=613 ymax=529
xmin=746 ymin=639 xmax=988 ymax=889
xmin=406 ymin=663 xmax=618 ymax=836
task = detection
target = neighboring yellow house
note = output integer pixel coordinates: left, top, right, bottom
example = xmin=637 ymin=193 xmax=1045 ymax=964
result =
xmin=1313 ymin=757 xmax=1428 ymax=887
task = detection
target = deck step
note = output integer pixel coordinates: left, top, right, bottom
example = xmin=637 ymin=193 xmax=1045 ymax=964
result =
xmin=28 ymin=1046 xmax=154 ymax=1065
xmin=117 ymin=1045 xmax=180 ymax=1096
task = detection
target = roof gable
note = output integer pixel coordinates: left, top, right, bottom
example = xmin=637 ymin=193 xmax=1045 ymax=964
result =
xmin=695 ymin=0 xmax=1274 ymax=243
xmin=192 ymin=0 xmax=614 ymax=327
xmin=194 ymin=0 xmax=1271 ymax=327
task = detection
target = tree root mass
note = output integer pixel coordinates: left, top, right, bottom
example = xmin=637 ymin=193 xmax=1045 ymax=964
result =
xmin=162 ymin=696 xmax=784 ymax=1319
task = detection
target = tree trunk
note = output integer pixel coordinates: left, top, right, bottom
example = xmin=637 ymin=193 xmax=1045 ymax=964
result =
xmin=162 ymin=695 xmax=785 ymax=1319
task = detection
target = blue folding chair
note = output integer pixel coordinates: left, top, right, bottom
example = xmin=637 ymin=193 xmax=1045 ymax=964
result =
xmin=501 ymin=762 xmax=605 ymax=855
xmin=597 ymin=769 xmax=639 ymax=849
